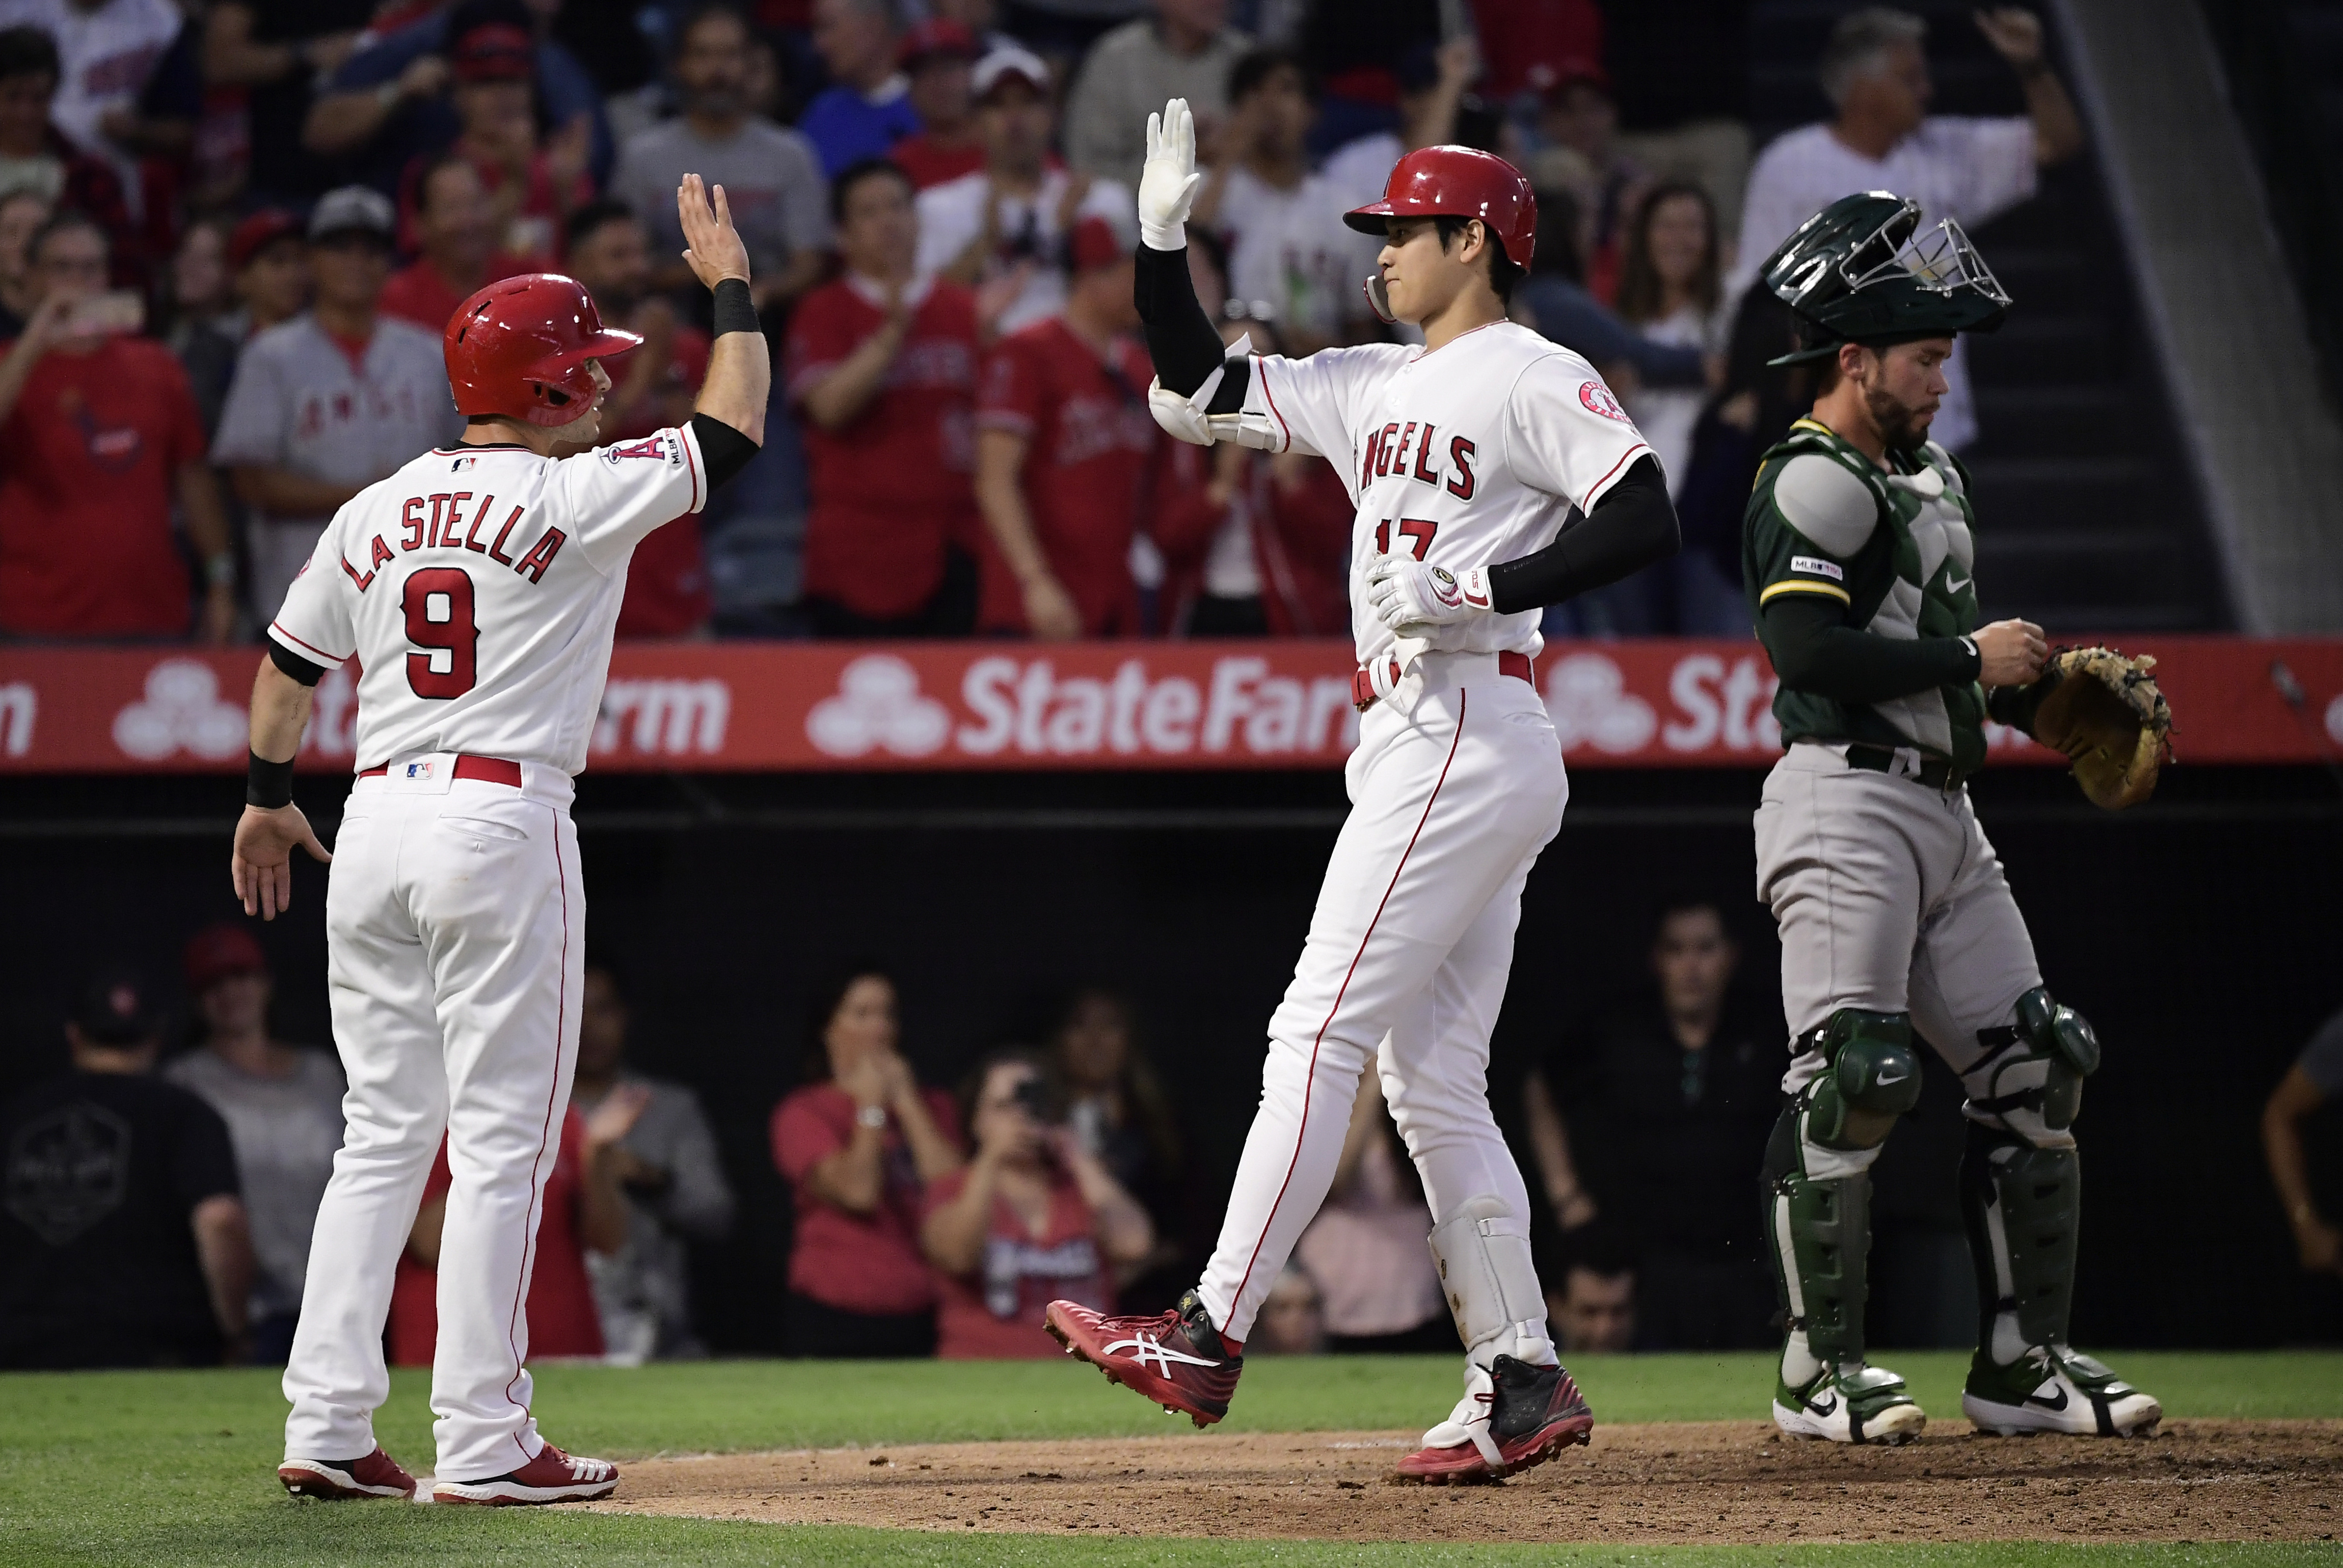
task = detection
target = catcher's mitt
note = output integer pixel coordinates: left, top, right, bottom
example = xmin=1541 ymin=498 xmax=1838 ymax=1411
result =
xmin=2028 ymin=646 xmax=2173 ymax=809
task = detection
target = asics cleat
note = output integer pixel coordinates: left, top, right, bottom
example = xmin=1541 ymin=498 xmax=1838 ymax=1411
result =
xmin=1394 ymin=1355 xmax=1593 ymax=1484
xmin=1045 ymin=1290 xmax=1243 ymax=1427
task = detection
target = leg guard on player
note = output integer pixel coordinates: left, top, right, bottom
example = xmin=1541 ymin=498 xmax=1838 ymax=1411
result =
xmin=1394 ymin=1195 xmax=1592 ymax=1483
xmin=1957 ymin=988 xmax=2160 ymax=1436
xmin=1765 ymin=1008 xmax=1928 ymax=1445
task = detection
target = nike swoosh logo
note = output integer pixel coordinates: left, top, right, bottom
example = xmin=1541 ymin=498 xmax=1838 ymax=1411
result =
xmin=1945 ymin=574 xmax=1971 ymax=595
xmin=1807 ymin=1393 xmax=1838 ymax=1416
xmin=2026 ymin=1385 xmax=2069 ymax=1411
xmin=1874 ymin=1068 xmax=1910 ymax=1086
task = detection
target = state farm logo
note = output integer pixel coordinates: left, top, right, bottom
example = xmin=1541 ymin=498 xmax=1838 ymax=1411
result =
xmin=805 ymin=654 xmax=1358 ymax=761
xmin=807 ymin=656 xmax=950 ymax=758
xmin=595 ymin=679 xmax=730 ymax=757
xmin=1543 ymin=653 xmax=1656 ymax=754
xmin=112 ymin=660 xmax=246 ymax=761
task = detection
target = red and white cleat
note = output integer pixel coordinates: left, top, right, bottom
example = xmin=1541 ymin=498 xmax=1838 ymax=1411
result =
xmin=1045 ymin=1290 xmax=1243 ymax=1428
xmin=278 ymin=1446 xmax=418 ymax=1501
xmin=432 ymin=1444 xmax=619 ymax=1506
xmin=1394 ymin=1355 xmax=1594 ymax=1484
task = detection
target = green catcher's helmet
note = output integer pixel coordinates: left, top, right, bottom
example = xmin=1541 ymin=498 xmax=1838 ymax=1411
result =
xmin=1761 ymin=191 xmax=2010 ymax=366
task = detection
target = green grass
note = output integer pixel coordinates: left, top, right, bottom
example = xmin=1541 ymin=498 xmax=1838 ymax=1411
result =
xmin=0 ymin=1353 xmax=2335 ymax=1568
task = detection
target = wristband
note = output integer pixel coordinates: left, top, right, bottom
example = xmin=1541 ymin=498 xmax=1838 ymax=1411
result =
xmin=205 ymin=553 xmax=236 ymax=589
xmin=711 ymin=276 xmax=758 ymax=337
xmin=247 ymin=751 xmax=294 ymax=810
xmin=855 ymin=1103 xmax=888 ymax=1130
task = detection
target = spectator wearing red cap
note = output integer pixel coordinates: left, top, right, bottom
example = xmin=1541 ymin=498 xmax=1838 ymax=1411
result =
xmin=1063 ymin=0 xmax=1251 ymax=193
xmin=609 ymin=4 xmax=829 ymax=315
xmin=376 ymin=151 xmax=528 ymax=331
xmin=0 ymin=210 xmax=235 ymax=641
xmin=170 ymin=209 xmax=308 ymax=440
xmin=973 ymin=215 xmax=1153 ymax=638
xmin=387 ymin=1096 xmax=644 ymax=1367
xmin=801 ymin=0 xmax=919 ymax=180
xmin=916 ymin=44 xmax=1136 ymax=338
xmin=300 ymin=0 xmax=612 ymax=204
xmin=214 ymin=185 xmax=458 ymax=622
xmin=563 ymin=197 xmax=714 ymax=638
xmin=163 ymin=924 xmax=346 ymax=1365
xmin=889 ymin=20 xmax=984 ymax=190
xmin=389 ymin=21 xmax=591 ymax=268
xmin=788 ymin=157 xmax=983 ymax=636
xmin=1468 ymin=0 xmax=1602 ymax=104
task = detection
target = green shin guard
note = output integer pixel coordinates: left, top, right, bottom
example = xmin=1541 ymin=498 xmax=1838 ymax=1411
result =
xmin=1763 ymin=1106 xmax=1874 ymax=1366
xmin=1961 ymin=1121 xmax=2082 ymax=1359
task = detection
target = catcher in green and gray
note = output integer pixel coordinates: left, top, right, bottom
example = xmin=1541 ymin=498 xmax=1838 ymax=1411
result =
xmin=1739 ymin=191 xmax=2165 ymax=1445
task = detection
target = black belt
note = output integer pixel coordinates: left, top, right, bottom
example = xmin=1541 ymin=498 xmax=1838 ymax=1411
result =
xmin=1843 ymin=743 xmax=1967 ymax=791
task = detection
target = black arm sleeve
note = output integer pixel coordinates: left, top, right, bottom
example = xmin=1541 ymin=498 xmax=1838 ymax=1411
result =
xmin=1762 ymin=595 xmax=1983 ymax=703
xmin=266 ymin=637 xmax=324 ymax=687
xmin=1133 ymin=241 xmax=1250 ymax=412
xmin=1485 ymin=456 xmax=1680 ymax=614
xmin=690 ymin=412 xmax=758 ymax=490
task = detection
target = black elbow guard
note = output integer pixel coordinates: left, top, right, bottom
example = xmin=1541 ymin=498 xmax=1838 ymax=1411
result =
xmin=690 ymin=412 xmax=759 ymax=490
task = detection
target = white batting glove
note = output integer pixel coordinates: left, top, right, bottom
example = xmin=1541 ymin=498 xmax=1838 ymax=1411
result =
xmin=1356 ymin=633 xmax=1432 ymax=708
xmin=1138 ymin=98 xmax=1204 ymax=251
xmin=1366 ymin=554 xmax=1493 ymax=633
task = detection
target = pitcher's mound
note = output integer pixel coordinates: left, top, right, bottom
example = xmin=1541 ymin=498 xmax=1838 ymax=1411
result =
xmin=593 ymin=1418 xmax=2341 ymax=1543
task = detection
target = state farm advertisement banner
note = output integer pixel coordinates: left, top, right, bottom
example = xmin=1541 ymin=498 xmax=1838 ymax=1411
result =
xmin=0 ymin=638 xmax=2337 ymax=773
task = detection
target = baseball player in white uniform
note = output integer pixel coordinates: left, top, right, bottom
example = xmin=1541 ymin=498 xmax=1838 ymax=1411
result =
xmin=232 ymin=175 xmax=769 ymax=1507
xmin=1048 ymin=103 xmax=1681 ymax=1483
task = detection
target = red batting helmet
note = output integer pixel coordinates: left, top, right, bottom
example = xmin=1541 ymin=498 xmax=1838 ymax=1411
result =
xmin=444 ymin=273 xmax=642 ymax=429
xmin=1344 ymin=145 xmax=1537 ymax=271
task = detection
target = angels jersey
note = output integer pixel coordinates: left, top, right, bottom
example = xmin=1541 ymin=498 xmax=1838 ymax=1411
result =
xmin=268 ymin=426 xmax=708 ymax=774
xmin=1237 ymin=321 xmax=1653 ymax=662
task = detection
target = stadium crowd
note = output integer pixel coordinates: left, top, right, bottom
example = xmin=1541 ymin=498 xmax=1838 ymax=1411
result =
xmin=6 ymin=891 xmax=2343 ymax=1367
xmin=0 ymin=0 xmax=2082 ymax=643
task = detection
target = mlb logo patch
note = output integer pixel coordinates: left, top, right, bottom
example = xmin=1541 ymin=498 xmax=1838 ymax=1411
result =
xmin=1789 ymin=555 xmax=1845 ymax=582
xmin=404 ymin=760 xmax=435 ymax=781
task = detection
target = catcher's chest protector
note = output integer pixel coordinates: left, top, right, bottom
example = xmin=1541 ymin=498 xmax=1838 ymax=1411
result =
xmin=1745 ymin=419 xmax=1991 ymax=772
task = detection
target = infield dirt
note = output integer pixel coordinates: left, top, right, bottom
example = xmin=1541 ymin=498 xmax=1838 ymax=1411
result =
xmin=592 ymin=1418 xmax=2341 ymax=1544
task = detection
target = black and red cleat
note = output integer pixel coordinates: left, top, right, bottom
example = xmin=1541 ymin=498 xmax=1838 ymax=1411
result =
xmin=278 ymin=1446 xmax=418 ymax=1501
xmin=1394 ymin=1356 xmax=1594 ymax=1484
xmin=1045 ymin=1290 xmax=1243 ymax=1428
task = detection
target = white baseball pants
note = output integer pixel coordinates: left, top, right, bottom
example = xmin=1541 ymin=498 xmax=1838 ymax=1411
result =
xmin=282 ymin=756 xmax=584 ymax=1483
xmin=1197 ymin=654 xmax=1567 ymax=1343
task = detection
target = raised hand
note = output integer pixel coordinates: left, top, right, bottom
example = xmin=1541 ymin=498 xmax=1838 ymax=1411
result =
xmin=1973 ymin=7 xmax=2045 ymax=69
xmin=676 ymin=173 xmax=751 ymax=291
xmin=1138 ymin=97 xmax=1205 ymax=250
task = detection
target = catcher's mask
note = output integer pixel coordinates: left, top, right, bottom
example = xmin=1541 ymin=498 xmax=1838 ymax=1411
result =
xmin=1763 ymin=191 xmax=2010 ymax=366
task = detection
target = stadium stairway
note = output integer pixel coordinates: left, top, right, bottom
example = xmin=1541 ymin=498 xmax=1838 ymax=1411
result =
xmin=1741 ymin=1 xmax=2231 ymax=630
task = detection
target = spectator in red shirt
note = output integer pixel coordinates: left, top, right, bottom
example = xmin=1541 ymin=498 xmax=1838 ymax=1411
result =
xmin=972 ymin=216 xmax=1155 ymax=638
xmin=919 ymin=1050 xmax=1153 ymax=1359
xmin=562 ymin=198 xmax=713 ymax=638
xmin=377 ymin=152 xmax=526 ymax=332
xmin=770 ymin=964 xmax=964 ymax=1358
xmin=889 ymin=20 xmax=984 ymax=191
xmin=0 ymin=27 xmax=142 ymax=289
xmin=0 ymin=212 xmax=234 ymax=641
xmin=386 ymin=1094 xmax=647 ymax=1366
xmin=788 ymin=157 xmax=983 ymax=637
xmin=394 ymin=21 xmax=592 ymax=269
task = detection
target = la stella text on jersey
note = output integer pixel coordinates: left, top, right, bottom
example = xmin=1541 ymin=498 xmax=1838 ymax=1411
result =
xmin=339 ymin=492 xmax=567 ymax=593
xmin=1357 ymin=418 xmax=1476 ymax=501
